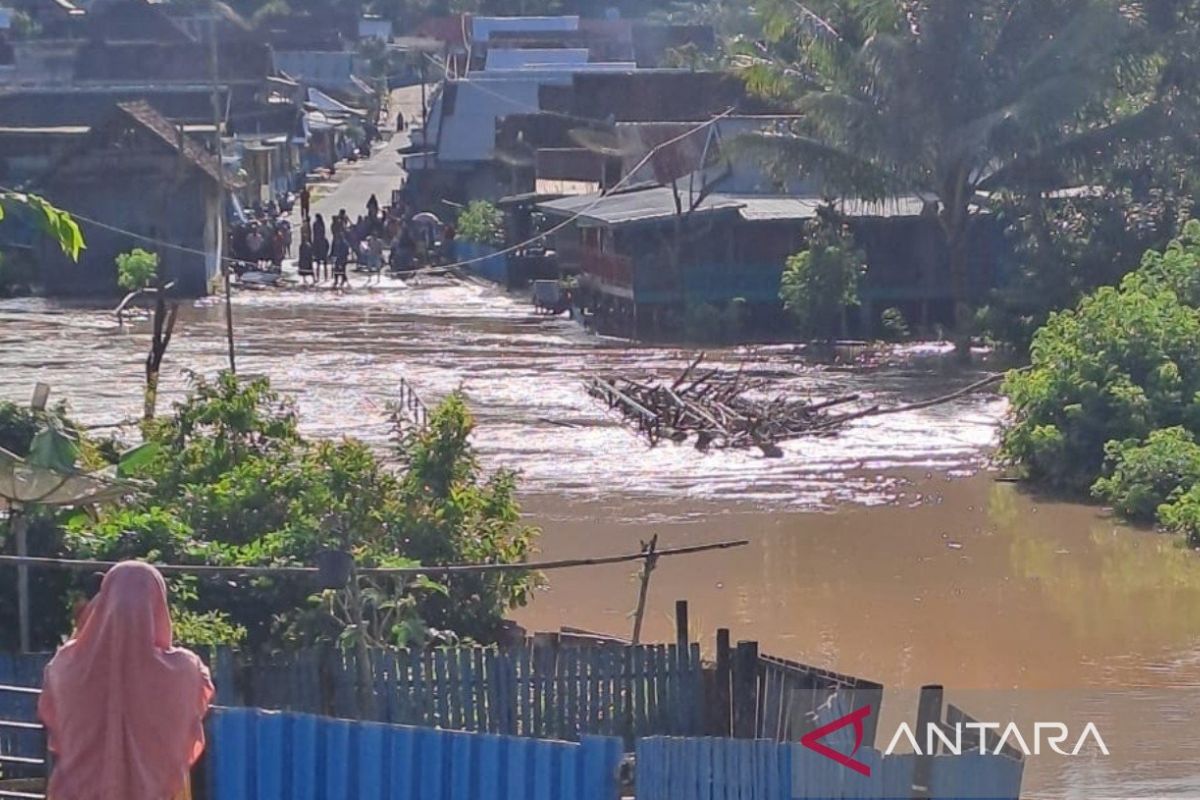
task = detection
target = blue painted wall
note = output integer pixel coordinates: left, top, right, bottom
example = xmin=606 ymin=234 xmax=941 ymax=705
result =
xmin=455 ymin=241 xmax=509 ymax=285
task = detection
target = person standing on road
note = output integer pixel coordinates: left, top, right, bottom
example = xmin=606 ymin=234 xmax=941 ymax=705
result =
xmin=298 ymin=229 xmax=315 ymax=286
xmin=300 ymin=185 xmax=311 ymax=220
xmin=313 ymin=229 xmax=330 ymax=282
xmin=331 ymin=232 xmax=350 ymax=288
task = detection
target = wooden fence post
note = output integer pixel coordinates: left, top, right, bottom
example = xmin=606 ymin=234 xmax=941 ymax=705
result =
xmin=912 ymin=684 xmax=944 ymax=800
xmin=674 ymin=600 xmax=689 ymax=650
xmin=732 ymin=640 xmax=759 ymax=739
xmin=708 ymin=628 xmax=732 ymax=736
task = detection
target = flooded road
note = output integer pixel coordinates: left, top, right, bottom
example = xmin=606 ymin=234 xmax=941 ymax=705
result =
xmin=3 ymin=287 xmax=1200 ymax=796
xmin=0 ymin=285 xmax=1001 ymax=505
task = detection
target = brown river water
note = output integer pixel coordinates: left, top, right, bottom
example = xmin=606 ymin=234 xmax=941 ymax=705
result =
xmin=3 ymin=281 xmax=1200 ymax=798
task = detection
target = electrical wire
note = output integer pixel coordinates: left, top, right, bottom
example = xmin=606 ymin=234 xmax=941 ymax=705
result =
xmin=0 ymin=102 xmax=737 ymax=274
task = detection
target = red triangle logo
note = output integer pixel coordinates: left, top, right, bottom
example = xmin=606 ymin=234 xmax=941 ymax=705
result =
xmin=800 ymin=704 xmax=873 ymax=777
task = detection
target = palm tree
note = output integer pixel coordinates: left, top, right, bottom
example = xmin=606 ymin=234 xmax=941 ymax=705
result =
xmin=741 ymin=0 xmax=1168 ymax=355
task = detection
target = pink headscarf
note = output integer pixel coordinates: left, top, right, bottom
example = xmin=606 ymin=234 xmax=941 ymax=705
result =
xmin=38 ymin=561 xmax=215 ymax=800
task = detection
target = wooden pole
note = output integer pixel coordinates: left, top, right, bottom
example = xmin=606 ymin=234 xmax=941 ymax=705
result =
xmin=732 ymin=640 xmax=759 ymax=738
xmin=14 ymin=506 xmax=30 ymax=653
xmin=674 ymin=599 xmax=689 ymax=650
xmin=630 ymin=534 xmax=659 ymax=645
xmin=209 ymin=12 xmax=235 ymax=376
xmin=713 ymin=627 xmax=732 ymax=736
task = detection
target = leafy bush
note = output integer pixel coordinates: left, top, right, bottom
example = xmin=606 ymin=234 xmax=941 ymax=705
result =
xmin=780 ymin=221 xmax=864 ymax=340
xmin=1091 ymin=428 xmax=1200 ymax=521
xmin=880 ymin=307 xmax=910 ymax=342
xmin=1001 ymin=227 xmax=1200 ymax=493
xmin=1158 ymin=485 xmax=1200 ymax=547
xmin=116 ymin=248 xmax=159 ymax=291
xmin=457 ymin=201 xmax=504 ymax=247
xmin=16 ymin=374 xmax=538 ymax=650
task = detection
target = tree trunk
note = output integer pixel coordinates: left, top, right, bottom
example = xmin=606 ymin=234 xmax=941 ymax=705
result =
xmin=940 ymin=197 xmax=973 ymax=362
xmin=144 ymin=280 xmax=179 ymax=421
xmin=144 ymin=369 xmax=160 ymax=422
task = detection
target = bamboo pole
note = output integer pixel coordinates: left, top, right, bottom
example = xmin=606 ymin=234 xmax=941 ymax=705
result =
xmin=630 ymin=535 xmax=659 ymax=645
xmin=0 ymin=538 xmax=748 ymax=578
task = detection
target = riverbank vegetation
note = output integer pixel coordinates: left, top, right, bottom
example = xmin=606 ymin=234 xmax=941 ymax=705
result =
xmin=0 ymin=375 xmax=538 ymax=651
xmin=652 ymin=0 xmax=1200 ymax=356
xmin=1002 ymin=222 xmax=1200 ymax=543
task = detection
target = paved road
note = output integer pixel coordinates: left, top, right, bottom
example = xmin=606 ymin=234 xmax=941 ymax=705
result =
xmin=311 ymin=85 xmax=425 ymax=221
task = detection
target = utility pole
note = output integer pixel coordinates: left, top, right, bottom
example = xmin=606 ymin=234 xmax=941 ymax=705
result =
xmin=209 ymin=11 xmax=236 ymax=375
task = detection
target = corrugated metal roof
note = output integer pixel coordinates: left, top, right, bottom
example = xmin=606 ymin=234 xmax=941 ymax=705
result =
xmin=732 ymin=195 xmax=930 ymax=221
xmin=471 ymin=16 xmax=580 ymax=43
xmin=538 ymin=186 xmax=745 ymax=226
xmin=484 ymin=48 xmax=589 ymax=71
xmin=541 ymin=189 xmax=934 ymax=227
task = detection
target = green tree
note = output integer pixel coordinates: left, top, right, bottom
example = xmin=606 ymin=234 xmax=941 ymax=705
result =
xmin=779 ymin=219 xmax=864 ymax=340
xmin=741 ymin=0 xmax=1170 ymax=356
xmin=456 ymin=201 xmax=505 ymax=247
xmin=116 ymin=248 xmax=160 ymax=291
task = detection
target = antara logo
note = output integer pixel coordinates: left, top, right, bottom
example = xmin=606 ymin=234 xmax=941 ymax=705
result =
xmin=801 ymin=706 xmax=1111 ymax=778
xmin=800 ymin=705 xmax=874 ymax=777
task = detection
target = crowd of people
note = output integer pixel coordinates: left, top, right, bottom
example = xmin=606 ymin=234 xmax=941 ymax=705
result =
xmin=292 ymin=189 xmax=457 ymax=289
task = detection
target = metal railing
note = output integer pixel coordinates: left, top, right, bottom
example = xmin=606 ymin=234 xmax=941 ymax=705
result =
xmin=0 ymin=683 xmax=45 ymax=800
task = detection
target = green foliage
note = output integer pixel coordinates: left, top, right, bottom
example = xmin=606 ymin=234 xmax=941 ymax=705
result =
xmin=0 ymin=192 xmax=84 ymax=261
xmin=1092 ymin=428 xmax=1200 ymax=522
xmin=51 ymin=374 xmax=538 ymax=650
xmin=780 ymin=220 xmax=864 ymax=339
xmin=1002 ymin=225 xmax=1200 ymax=495
xmin=879 ymin=307 xmax=910 ymax=342
xmin=981 ymin=192 xmax=1198 ymax=351
xmin=740 ymin=0 xmax=1166 ymax=344
xmin=457 ymin=201 xmax=505 ymax=247
xmin=116 ymin=248 xmax=160 ymax=291
xmin=1158 ymin=484 xmax=1200 ymax=547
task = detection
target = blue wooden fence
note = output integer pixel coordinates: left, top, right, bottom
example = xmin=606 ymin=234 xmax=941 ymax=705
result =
xmin=207 ymin=707 xmax=624 ymax=800
xmin=0 ymin=642 xmax=708 ymax=745
xmin=636 ymin=737 xmax=1024 ymax=800
xmin=211 ymin=641 xmax=705 ymax=743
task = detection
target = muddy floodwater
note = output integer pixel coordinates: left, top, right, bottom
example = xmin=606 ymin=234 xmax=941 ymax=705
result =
xmin=3 ymin=282 xmax=1200 ymax=798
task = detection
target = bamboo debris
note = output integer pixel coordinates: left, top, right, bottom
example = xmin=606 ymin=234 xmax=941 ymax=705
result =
xmin=587 ymin=355 xmax=861 ymax=454
xmin=589 ymin=357 xmax=1014 ymax=454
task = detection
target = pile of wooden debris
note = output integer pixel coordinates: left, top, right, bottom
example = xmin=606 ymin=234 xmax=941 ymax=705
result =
xmin=587 ymin=354 xmax=1010 ymax=457
xmin=586 ymin=355 xmax=868 ymax=456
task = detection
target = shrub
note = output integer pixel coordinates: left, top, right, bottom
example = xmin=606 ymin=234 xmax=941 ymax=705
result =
xmin=1000 ymin=278 xmax=1200 ymax=493
xmin=1158 ymin=485 xmax=1200 ymax=547
xmin=1091 ymin=427 xmax=1200 ymax=522
xmin=24 ymin=374 xmax=538 ymax=650
xmin=880 ymin=307 xmax=910 ymax=342
xmin=457 ymin=201 xmax=505 ymax=247
xmin=116 ymin=248 xmax=160 ymax=291
xmin=780 ymin=221 xmax=864 ymax=340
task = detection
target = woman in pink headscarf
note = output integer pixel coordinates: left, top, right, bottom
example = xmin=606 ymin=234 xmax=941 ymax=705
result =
xmin=38 ymin=561 xmax=215 ymax=800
